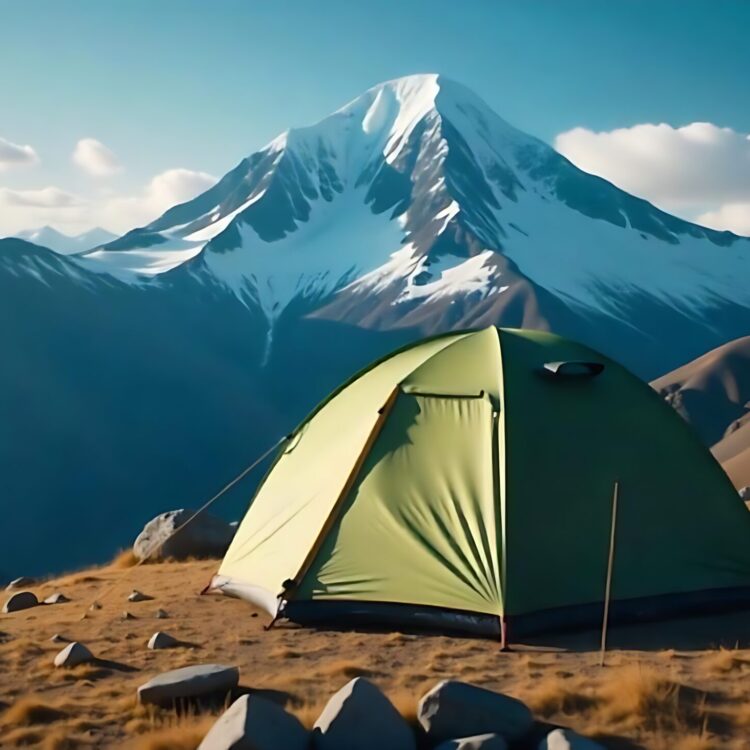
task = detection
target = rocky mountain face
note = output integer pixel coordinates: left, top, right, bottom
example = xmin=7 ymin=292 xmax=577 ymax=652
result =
xmin=3 ymin=74 xmax=750 ymax=574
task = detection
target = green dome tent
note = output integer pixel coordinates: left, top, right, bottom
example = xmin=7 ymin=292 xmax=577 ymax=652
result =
xmin=210 ymin=327 xmax=750 ymax=638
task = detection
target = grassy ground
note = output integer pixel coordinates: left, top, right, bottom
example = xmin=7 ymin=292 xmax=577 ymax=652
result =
xmin=2 ymin=558 xmax=750 ymax=748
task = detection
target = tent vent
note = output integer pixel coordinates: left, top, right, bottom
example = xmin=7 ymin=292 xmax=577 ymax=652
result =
xmin=541 ymin=361 xmax=604 ymax=378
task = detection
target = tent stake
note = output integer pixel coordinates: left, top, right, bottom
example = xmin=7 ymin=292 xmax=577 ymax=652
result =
xmin=600 ymin=480 xmax=619 ymax=667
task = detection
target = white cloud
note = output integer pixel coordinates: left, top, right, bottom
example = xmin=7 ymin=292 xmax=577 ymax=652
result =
xmin=0 ymin=186 xmax=83 ymax=208
xmin=72 ymin=138 xmax=122 ymax=177
xmin=100 ymin=168 xmax=217 ymax=230
xmin=555 ymin=122 xmax=750 ymax=236
xmin=1 ymin=168 xmax=216 ymax=237
xmin=697 ymin=203 xmax=750 ymax=237
xmin=0 ymin=136 xmax=39 ymax=170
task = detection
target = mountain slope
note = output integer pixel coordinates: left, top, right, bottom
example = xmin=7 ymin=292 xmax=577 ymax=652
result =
xmin=4 ymin=73 xmax=750 ymax=575
xmin=653 ymin=337 xmax=750 ymax=488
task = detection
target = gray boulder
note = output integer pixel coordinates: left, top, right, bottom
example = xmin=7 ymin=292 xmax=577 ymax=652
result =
xmin=43 ymin=592 xmax=70 ymax=605
xmin=436 ymin=735 xmax=508 ymax=750
xmin=148 ymin=631 xmax=180 ymax=650
xmin=155 ymin=608 xmax=169 ymax=619
xmin=2 ymin=591 xmax=38 ymax=613
xmin=54 ymin=641 xmax=94 ymax=668
xmin=313 ymin=677 xmax=415 ymax=750
xmin=418 ymin=681 xmax=532 ymax=744
xmin=138 ymin=664 xmax=239 ymax=706
xmin=199 ymin=693 xmax=309 ymax=750
xmin=538 ymin=729 xmax=605 ymax=750
xmin=6 ymin=576 xmax=36 ymax=590
xmin=133 ymin=509 xmax=236 ymax=562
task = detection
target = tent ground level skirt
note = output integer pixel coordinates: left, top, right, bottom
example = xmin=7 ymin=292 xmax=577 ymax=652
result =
xmin=282 ymin=586 xmax=750 ymax=639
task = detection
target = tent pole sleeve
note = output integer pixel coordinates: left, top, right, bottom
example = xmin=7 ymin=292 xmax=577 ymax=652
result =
xmin=286 ymin=386 xmax=402 ymax=598
xmin=599 ymin=480 xmax=620 ymax=667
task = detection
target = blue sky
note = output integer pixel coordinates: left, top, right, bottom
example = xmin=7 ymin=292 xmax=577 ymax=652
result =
xmin=1 ymin=0 xmax=749 ymax=235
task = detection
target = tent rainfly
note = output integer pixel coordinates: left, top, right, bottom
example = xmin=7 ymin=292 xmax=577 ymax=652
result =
xmin=210 ymin=327 xmax=750 ymax=638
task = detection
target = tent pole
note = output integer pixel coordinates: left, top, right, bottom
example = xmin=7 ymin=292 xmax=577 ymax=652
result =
xmin=599 ymin=480 xmax=620 ymax=667
xmin=499 ymin=615 xmax=510 ymax=652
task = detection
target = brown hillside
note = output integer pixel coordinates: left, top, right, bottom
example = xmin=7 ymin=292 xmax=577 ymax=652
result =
xmin=652 ymin=336 xmax=750 ymax=488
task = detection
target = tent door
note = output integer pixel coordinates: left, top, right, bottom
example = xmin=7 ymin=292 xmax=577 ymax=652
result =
xmin=292 ymin=390 xmax=504 ymax=617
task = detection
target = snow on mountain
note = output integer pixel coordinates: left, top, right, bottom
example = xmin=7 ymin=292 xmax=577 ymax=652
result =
xmin=70 ymin=74 xmax=749 ymax=355
xmin=12 ymin=226 xmax=117 ymax=255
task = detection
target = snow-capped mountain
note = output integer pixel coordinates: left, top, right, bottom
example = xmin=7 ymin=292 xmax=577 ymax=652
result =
xmin=3 ymin=73 xmax=750 ymax=575
xmin=12 ymin=226 xmax=117 ymax=255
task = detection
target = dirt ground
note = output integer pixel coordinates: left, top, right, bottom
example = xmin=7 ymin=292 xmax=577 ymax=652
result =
xmin=2 ymin=558 xmax=750 ymax=749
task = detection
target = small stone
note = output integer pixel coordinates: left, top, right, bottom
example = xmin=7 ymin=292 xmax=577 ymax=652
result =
xmin=50 ymin=634 xmax=70 ymax=644
xmin=148 ymin=631 xmax=180 ymax=650
xmin=436 ymin=734 xmax=508 ymax=750
xmin=43 ymin=592 xmax=70 ymax=605
xmin=137 ymin=664 xmax=239 ymax=706
xmin=128 ymin=590 xmax=153 ymax=602
xmin=6 ymin=576 xmax=36 ymax=590
xmin=2 ymin=591 xmax=38 ymax=613
xmin=121 ymin=611 xmax=136 ymax=620
xmin=54 ymin=641 xmax=94 ymax=668
xmin=89 ymin=601 xmax=102 ymax=611
xmin=199 ymin=693 xmax=309 ymax=750
xmin=538 ymin=728 xmax=606 ymax=750
xmin=155 ymin=608 xmax=169 ymax=619
xmin=418 ymin=680 xmax=533 ymax=744
xmin=313 ymin=677 xmax=416 ymax=750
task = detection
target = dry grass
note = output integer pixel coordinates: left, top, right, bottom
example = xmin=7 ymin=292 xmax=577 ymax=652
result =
xmin=123 ymin=715 xmax=215 ymax=750
xmin=521 ymin=672 xmax=596 ymax=717
xmin=111 ymin=549 xmax=139 ymax=569
xmin=1 ymin=695 xmax=68 ymax=727
xmin=4 ymin=557 xmax=750 ymax=748
xmin=317 ymin=658 xmax=381 ymax=680
xmin=699 ymin=647 xmax=744 ymax=676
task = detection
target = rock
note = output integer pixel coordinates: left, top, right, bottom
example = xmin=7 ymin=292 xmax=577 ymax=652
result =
xmin=54 ymin=641 xmax=94 ymax=668
xmin=418 ymin=681 xmax=533 ymax=744
xmin=740 ymin=486 xmax=750 ymax=500
xmin=155 ymin=608 xmax=169 ymax=619
xmin=137 ymin=664 xmax=239 ymax=706
xmin=538 ymin=729 xmax=605 ymax=750
xmin=133 ymin=509 xmax=236 ymax=562
xmin=89 ymin=601 xmax=102 ymax=611
xmin=121 ymin=611 xmax=136 ymax=620
xmin=2 ymin=591 xmax=38 ymax=613
xmin=313 ymin=677 xmax=415 ymax=750
xmin=199 ymin=693 xmax=309 ymax=750
xmin=43 ymin=592 xmax=70 ymax=605
xmin=6 ymin=576 xmax=36 ymax=590
xmin=50 ymin=634 xmax=70 ymax=643
xmin=148 ymin=631 xmax=180 ymax=650
xmin=436 ymin=735 xmax=508 ymax=750
xmin=128 ymin=589 xmax=153 ymax=602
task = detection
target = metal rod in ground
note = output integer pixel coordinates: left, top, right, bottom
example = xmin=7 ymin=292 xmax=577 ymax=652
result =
xmin=600 ymin=480 xmax=620 ymax=667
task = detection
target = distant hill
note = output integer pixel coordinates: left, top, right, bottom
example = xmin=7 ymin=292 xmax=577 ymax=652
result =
xmin=11 ymin=225 xmax=117 ymax=255
xmin=652 ymin=337 xmax=750 ymax=489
